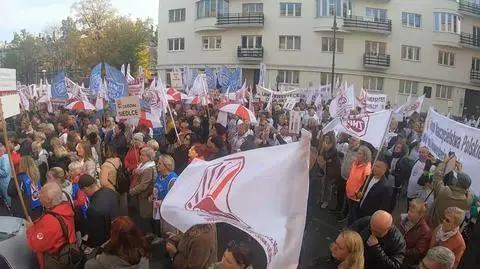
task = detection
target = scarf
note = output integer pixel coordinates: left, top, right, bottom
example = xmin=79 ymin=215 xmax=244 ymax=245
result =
xmin=436 ymin=224 xmax=458 ymax=243
xmin=136 ymin=160 xmax=156 ymax=171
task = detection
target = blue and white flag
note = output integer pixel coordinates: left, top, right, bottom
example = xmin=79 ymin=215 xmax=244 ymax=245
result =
xmin=89 ymin=63 xmax=102 ymax=93
xmin=259 ymin=62 xmax=266 ymax=87
xmin=51 ymin=72 xmax=67 ymax=101
xmin=204 ymin=68 xmax=217 ymax=90
xmin=105 ymin=63 xmax=128 ymax=113
xmin=218 ymin=66 xmax=242 ymax=93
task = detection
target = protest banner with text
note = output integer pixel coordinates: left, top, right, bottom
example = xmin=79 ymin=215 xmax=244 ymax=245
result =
xmin=116 ymin=96 xmax=141 ymax=119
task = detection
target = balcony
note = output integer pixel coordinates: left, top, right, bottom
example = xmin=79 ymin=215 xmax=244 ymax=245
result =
xmin=459 ymin=0 xmax=480 ymax=18
xmin=363 ymin=54 xmax=390 ymax=69
xmin=216 ymin=13 xmax=264 ymax=28
xmin=460 ymin=32 xmax=480 ymax=50
xmin=471 ymin=69 xmax=480 ymax=84
xmin=237 ymin=47 xmax=263 ymax=61
xmin=343 ymin=16 xmax=392 ymax=34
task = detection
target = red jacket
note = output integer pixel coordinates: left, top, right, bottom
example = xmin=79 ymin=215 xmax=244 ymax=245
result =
xmin=124 ymin=146 xmax=143 ymax=172
xmin=26 ymin=202 xmax=76 ymax=269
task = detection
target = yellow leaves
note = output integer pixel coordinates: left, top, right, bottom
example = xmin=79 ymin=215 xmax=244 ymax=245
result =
xmin=136 ymin=47 xmax=152 ymax=80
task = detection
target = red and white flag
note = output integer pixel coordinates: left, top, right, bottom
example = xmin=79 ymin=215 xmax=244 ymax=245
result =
xmin=161 ymin=130 xmax=311 ymax=269
xmin=329 ymin=81 xmax=355 ymax=118
xmin=322 ymin=110 xmax=392 ymax=148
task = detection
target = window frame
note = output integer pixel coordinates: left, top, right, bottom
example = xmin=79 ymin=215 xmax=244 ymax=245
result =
xmin=433 ymin=12 xmax=460 ymax=34
xmin=401 ymin=45 xmax=421 ymax=61
xmin=278 ymin=70 xmax=300 ymax=84
xmin=401 ymin=12 xmax=421 ymax=28
xmin=363 ymin=76 xmax=384 ymax=92
xmin=398 ymin=80 xmax=419 ymax=95
xmin=437 ymin=50 xmax=455 ymax=67
xmin=279 ymin=35 xmax=301 ymax=50
xmin=365 ymin=41 xmax=387 ymax=56
xmin=435 ymin=84 xmax=453 ymax=100
xmin=241 ymin=35 xmax=262 ymax=49
xmin=242 ymin=3 xmax=263 ymax=14
xmin=169 ymin=8 xmax=186 ymax=23
xmin=280 ymin=2 xmax=302 ymax=17
xmin=316 ymin=0 xmax=342 ymax=17
xmin=202 ymin=36 xmax=222 ymax=50
xmin=321 ymin=37 xmax=344 ymax=53
xmin=320 ymin=72 xmax=343 ymax=86
xmin=168 ymin=38 xmax=185 ymax=52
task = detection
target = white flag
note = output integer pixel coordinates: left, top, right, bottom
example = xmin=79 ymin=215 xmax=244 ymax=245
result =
xmin=161 ymin=130 xmax=311 ymax=269
xmin=329 ymin=80 xmax=355 ymax=118
xmin=322 ymin=110 xmax=392 ymax=148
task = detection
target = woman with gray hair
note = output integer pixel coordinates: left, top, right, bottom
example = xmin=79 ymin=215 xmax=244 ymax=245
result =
xmin=430 ymin=207 xmax=466 ymax=269
xmin=421 ymin=246 xmax=455 ymax=269
xmin=130 ymin=147 xmax=157 ymax=236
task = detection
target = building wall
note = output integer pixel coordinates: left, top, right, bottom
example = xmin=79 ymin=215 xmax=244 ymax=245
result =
xmin=157 ymin=0 xmax=480 ymax=116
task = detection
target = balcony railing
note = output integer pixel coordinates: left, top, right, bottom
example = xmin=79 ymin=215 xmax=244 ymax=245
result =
xmin=460 ymin=32 xmax=480 ymax=48
xmin=343 ymin=16 xmax=392 ymax=33
xmin=459 ymin=0 xmax=480 ymax=17
xmin=363 ymin=54 xmax=391 ymax=68
xmin=471 ymin=69 xmax=480 ymax=81
xmin=237 ymin=47 xmax=263 ymax=60
xmin=216 ymin=13 xmax=264 ymax=26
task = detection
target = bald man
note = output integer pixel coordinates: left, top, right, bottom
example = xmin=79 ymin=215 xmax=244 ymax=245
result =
xmin=26 ymin=183 xmax=77 ymax=269
xmin=358 ymin=159 xmax=393 ymax=217
xmin=350 ymin=210 xmax=406 ymax=269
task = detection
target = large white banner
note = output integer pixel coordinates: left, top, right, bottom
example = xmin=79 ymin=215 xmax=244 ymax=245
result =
xmin=322 ymin=110 xmax=392 ymax=148
xmin=329 ymin=81 xmax=355 ymax=118
xmin=422 ymin=107 xmax=480 ymax=195
xmin=161 ymin=131 xmax=311 ymax=269
xmin=366 ymin=93 xmax=387 ymax=113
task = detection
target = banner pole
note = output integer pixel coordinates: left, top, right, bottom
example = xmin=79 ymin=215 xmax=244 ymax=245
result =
xmin=159 ymin=85 xmax=181 ymax=144
xmin=0 ymin=100 xmax=30 ymax=220
xmin=372 ymin=110 xmax=393 ymax=163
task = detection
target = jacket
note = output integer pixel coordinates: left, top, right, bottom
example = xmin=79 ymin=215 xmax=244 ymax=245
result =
xmin=26 ymin=203 xmax=76 ymax=269
xmin=428 ymin=162 xmax=472 ymax=229
xmin=130 ymin=166 xmax=156 ymax=219
xmin=430 ymin=227 xmax=465 ymax=269
xmin=0 ymin=154 xmax=12 ymax=206
xmin=85 ymin=188 xmax=119 ymax=248
xmin=124 ymin=146 xmax=142 ymax=172
xmin=350 ymin=216 xmax=406 ymax=269
xmin=323 ymin=147 xmax=342 ymax=184
xmin=85 ymin=253 xmax=149 ymax=269
xmin=359 ymin=175 xmax=393 ymax=217
xmin=173 ymin=224 xmax=217 ymax=269
xmin=346 ymin=161 xmax=372 ymax=201
xmin=340 ymin=146 xmax=358 ymax=179
xmin=397 ymin=216 xmax=432 ymax=267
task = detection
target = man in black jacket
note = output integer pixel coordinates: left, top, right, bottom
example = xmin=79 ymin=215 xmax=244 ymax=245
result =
xmin=78 ymin=174 xmax=119 ymax=248
xmin=358 ymin=159 xmax=393 ymax=217
xmin=350 ymin=210 xmax=406 ymax=269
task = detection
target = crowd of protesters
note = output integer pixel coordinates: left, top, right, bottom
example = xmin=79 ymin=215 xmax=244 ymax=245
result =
xmin=0 ymin=95 xmax=478 ymax=269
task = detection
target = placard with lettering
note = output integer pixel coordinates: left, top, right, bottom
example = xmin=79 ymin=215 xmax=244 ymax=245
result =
xmin=116 ymin=96 xmax=141 ymax=119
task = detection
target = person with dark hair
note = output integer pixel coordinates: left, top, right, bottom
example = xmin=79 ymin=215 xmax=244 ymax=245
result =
xmin=173 ymin=133 xmax=193 ymax=175
xmin=76 ymin=141 xmax=98 ymax=179
xmin=100 ymin=145 xmax=122 ymax=192
xmin=211 ymin=123 xmax=227 ymax=142
xmin=109 ymin=122 xmax=128 ymax=160
xmin=209 ymin=240 xmax=253 ymax=269
xmin=17 ymin=132 xmax=33 ymax=157
xmin=85 ymin=216 xmax=149 ymax=269
xmin=79 ymin=174 xmax=119 ymax=248
xmin=207 ymin=136 xmax=228 ymax=160
xmin=358 ymin=159 xmax=393 ymax=218
xmin=386 ymin=142 xmax=411 ymax=212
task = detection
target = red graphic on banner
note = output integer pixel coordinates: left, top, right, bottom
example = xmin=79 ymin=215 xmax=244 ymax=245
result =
xmin=342 ymin=114 xmax=369 ymax=137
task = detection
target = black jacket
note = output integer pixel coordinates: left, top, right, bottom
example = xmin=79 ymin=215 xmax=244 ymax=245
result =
xmin=359 ymin=175 xmax=393 ymax=217
xmin=85 ymin=188 xmax=119 ymax=248
xmin=350 ymin=216 xmax=406 ymax=269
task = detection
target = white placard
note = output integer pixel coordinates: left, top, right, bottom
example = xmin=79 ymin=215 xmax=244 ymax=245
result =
xmin=289 ymin=110 xmax=302 ymax=134
xmin=170 ymin=72 xmax=183 ymax=89
xmin=366 ymin=93 xmax=387 ymax=113
xmin=0 ymin=68 xmax=16 ymax=92
xmin=283 ymin=97 xmax=297 ymax=111
xmin=1 ymin=94 xmax=21 ymax=118
xmin=115 ymin=96 xmax=140 ymax=119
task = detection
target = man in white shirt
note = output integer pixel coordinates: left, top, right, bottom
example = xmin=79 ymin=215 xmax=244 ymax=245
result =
xmin=407 ymin=146 xmax=429 ymax=201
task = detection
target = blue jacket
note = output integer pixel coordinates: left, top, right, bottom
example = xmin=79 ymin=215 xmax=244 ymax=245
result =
xmin=18 ymin=172 xmax=42 ymax=210
xmin=154 ymin=171 xmax=178 ymax=201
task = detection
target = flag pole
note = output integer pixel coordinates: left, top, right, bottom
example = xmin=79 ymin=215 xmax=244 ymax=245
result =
xmin=372 ymin=110 xmax=393 ymax=163
xmin=201 ymin=74 xmax=211 ymax=119
xmin=0 ymin=100 xmax=30 ymax=220
xmin=159 ymin=85 xmax=181 ymax=144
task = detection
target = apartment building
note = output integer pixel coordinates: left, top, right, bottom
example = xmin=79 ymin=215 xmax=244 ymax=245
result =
xmin=157 ymin=0 xmax=480 ymax=116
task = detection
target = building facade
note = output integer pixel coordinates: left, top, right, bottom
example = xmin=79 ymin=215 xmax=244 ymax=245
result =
xmin=157 ymin=0 xmax=480 ymax=116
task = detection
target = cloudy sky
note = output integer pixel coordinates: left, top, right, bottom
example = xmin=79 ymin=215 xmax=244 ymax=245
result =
xmin=0 ymin=0 xmax=158 ymax=41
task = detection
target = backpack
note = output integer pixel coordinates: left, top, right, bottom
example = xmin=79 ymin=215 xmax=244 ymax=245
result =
xmin=43 ymin=211 xmax=86 ymax=269
xmin=62 ymin=190 xmax=85 ymax=234
xmin=106 ymin=160 xmax=130 ymax=194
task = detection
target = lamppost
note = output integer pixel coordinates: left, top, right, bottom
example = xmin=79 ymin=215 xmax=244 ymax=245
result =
xmin=42 ymin=69 xmax=46 ymax=83
xmin=276 ymin=74 xmax=281 ymax=91
xmin=330 ymin=8 xmax=338 ymax=95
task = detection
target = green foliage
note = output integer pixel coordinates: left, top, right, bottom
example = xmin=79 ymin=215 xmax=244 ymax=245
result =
xmin=0 ymin=0 xmax=155 ymax=84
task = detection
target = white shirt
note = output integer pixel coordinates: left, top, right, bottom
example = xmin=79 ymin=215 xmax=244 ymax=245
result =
xmin=360 ymin=177 xmax=380 ymax=206
xmin=407 ymin=160 xmax=426 ymax=199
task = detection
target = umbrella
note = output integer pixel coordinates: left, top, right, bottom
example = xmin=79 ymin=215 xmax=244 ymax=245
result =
xmin=219 ymin=104 xmax=257 ymax=123
xmin=65 ymin=100 xmax=96 ymax=111
xmin=166 ymin=88 xmax=188 ymax=102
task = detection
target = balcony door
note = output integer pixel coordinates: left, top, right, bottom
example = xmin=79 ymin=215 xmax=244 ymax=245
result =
xmin=366 ymin=7 xmax=387 ymax=21
xmin=472 ymin=57 xmax=480 ymax=71
xmin=241 ymin=36 xmax=262 ymax=49
xmin=365 ymin=41 xmax=386 ymax=56
xmin=242 ymin=3 xmax=263 ymax=14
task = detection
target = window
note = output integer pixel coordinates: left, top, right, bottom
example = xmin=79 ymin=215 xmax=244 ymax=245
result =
xmin=435 ymin=85 xmax=453 ymax=99
xmin=365 ymin=41 xmax=386 ymax=56
xmin=402 ymin=12 xmax=421 ymax=28
xmin=321 ymin=37 xmax=344 ymax=53
xmin=202 ymin=36 xmax=221 ymax=50
xmin=316 ymin=0 xmax=341 ymax=17
xmin=168 ymin=38 xmax=185 ymax=52
xmin=241 ymin=36 xmax=262 ymax=48
xmin=320 ymin=72 xmax=342 ymax=86
xmin=169 ymin=8 xmax=186 ymax=22
xmin=401 ymin=45 xmax=421 ymax=61
xmin=363 ymin=76 xmax=384 ymax=92
xmin=196 ymin=0 xmax=229 ymax=19
xmin=280 ymin=3 xmax=302 ymax=17
xmin=472 ymin=57 xmax=480 ymax=71
xmin=399 ymin=80 xmax=419 ymax=95
xmin=433 ymin=12 xmax=460 ymax=34
xmin=278 ymin=70 xmax=300 ymax=84
xmin=279 ymin=35 xmax=301 ymax=50
xmin=438 ymin=51 xmax=455 ymax=66
xmin=243 ymin=3 xmax=263 ymax=14
xmin=366 ymin=7 xmax=387 ymax=21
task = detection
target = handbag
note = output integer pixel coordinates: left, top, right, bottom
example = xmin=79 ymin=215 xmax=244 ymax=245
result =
xmin=43 ymin=211 xmax=86 ymax=269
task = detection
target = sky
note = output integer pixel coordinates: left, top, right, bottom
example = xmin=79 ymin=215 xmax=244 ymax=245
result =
xmin=0 ymin=0 xmax=158 ymax=42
